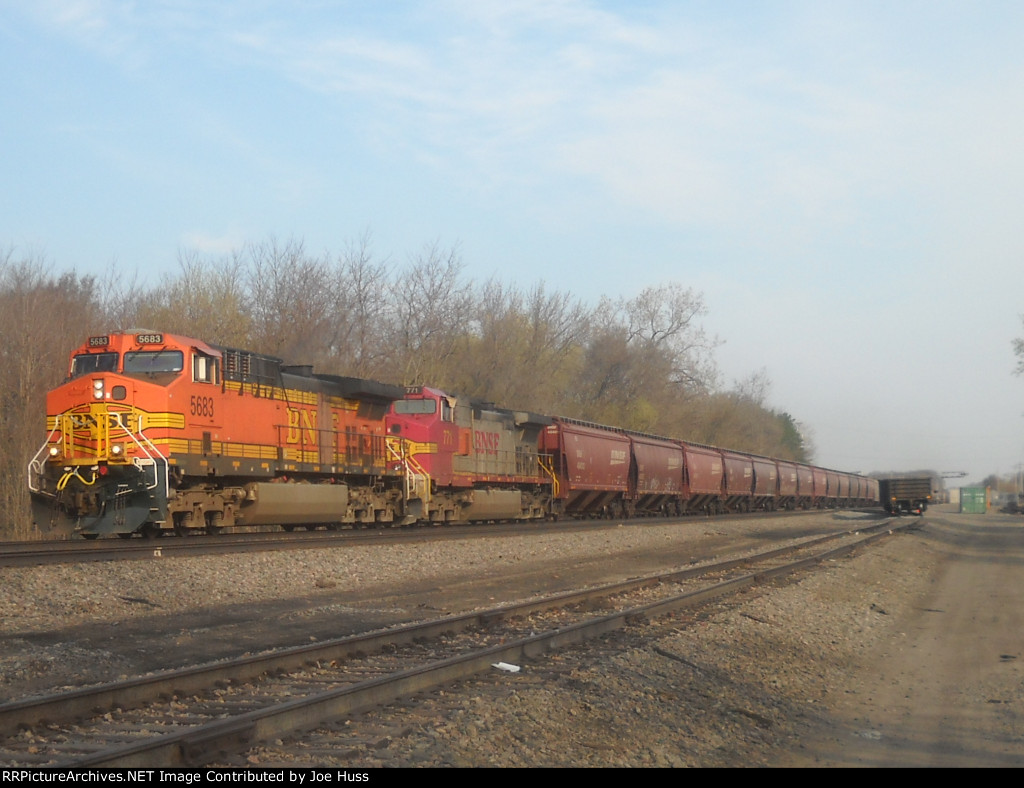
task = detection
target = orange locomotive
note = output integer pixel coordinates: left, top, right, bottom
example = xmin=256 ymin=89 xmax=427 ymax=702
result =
xmin=28 ymin=331 xmax=408 ymax=538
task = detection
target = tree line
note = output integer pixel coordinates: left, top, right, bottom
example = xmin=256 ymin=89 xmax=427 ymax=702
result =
xmin=0 ymin=238 xmax=812 ymax=538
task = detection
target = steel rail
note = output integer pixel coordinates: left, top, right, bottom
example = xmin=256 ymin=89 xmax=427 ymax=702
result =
xmin=0 ymin=508 xmax=877 ymax=567
xmin=0 ymin=519 xmax=913 ymax=767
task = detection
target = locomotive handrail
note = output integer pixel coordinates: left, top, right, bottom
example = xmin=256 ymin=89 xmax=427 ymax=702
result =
xmin=109 ymin=412 xmax=169 ymax=501
xmin=386 ymin=436 xmax=431 ymax=509
xmin=26 ymin=423 xmax=63 ymax=493
xmin=27 ymin=410 xmax=168 ymax=505
xmin=537 ymin=455 xmax=560 ymax=498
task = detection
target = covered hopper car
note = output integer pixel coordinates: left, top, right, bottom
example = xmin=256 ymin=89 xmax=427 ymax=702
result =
xmin=28 ymin=331 xmax=880 ymax=538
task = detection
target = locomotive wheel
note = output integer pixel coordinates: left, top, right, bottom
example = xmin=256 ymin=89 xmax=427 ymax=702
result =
xmin=205 ymin=511 xmax=224 ymax=535
xmin=173 ymin=512 xmax=194 ymax=537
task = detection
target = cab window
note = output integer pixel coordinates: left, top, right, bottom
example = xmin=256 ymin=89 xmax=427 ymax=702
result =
xmin=71 ymin=352 xmax=118 ymax=378
xmin=193 ymin=352 xmax=219 ymax=384
xmin=393 ymin=399 xmax=437 ymax=415
xmin=123 ymin=350 xmax=184 ymax=374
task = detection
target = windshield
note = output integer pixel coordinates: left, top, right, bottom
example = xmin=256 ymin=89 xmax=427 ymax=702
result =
xmin=393 ymin=398 xmax=437 ymax=415
xmin=123 ymin=350 xmax=184 ymax=375
xmin=71 ymin=352 xmax=118 ymax=378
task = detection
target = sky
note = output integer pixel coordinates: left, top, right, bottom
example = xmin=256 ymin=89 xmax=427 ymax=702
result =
xmin=2 ymin=1 xmax=1023 ymax=484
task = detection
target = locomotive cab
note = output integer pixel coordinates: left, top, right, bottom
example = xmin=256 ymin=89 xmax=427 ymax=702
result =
xmin=387 ymin=387 xmax=460 ymax=485
xmin=29 ymin=332 xmax=197 ymax=538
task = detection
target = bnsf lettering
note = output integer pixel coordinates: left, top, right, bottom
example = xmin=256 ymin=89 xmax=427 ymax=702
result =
xmin=474 ymin=430 xmax=500 ymax=455
xmin=286 ymin=407 xmax=318 ymax=445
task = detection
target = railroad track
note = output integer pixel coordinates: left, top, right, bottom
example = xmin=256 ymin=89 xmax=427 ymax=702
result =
xmin=0 ymin=518 xmax=913 ymax=767
xmin=0 ymin=508 xmax=862 ymax=567
xmin=0 ymin=528 xmax=416 ymax=567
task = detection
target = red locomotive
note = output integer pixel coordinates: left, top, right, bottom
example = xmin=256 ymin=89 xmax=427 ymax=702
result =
xmin=28 ymin=331 xmax=880 ymax=538
xmin=385 ymin=385 xmax=552 ymax=523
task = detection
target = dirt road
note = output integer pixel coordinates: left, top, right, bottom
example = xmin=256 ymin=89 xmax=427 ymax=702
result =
xmin=778 ymin=507 xmax=1024 ymax=767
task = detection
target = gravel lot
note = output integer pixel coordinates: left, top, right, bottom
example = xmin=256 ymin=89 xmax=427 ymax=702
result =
xmin=2 ymin=506 xmax=1022 ymax=768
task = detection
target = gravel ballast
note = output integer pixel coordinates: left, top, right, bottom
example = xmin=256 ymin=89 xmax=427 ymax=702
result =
xmin=4 ymin=508 xmax=1020 ymax=767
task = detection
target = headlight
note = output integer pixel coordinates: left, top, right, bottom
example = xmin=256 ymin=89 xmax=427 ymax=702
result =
xmin=93 ymin=379 xmax=104 ymax=399
xmin=110 ymin=443 xmax=124 ymax=457
xmin=48 ymin=446 xmax=60 ymax=458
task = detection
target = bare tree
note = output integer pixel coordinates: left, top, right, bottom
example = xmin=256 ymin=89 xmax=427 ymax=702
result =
xmin=0 ymin=251 xmax=104 ymax=537
xmin=129 ymin=249 xmax=253 ymax=348
xmin=384 ymin=242 xmax=474 ymax=386
xmin=453 ymin=280 xmax=591 ymax=413
xmin=246 ymin=237 xmax=333 ymax=361
xmin=733 ymin=368 xmax=772 ymax=407
xmin=319 ymin=233 xmax=394 ymax=378
xmin=519 ymin=283 xmax=592 ymax=411
xmin=572 ymin=308 xmax=638 ymax=420
xmin=567 ymin=284 xmax=720 ymax=433
xmin=622 ymin=283 xmax=719 ymax=393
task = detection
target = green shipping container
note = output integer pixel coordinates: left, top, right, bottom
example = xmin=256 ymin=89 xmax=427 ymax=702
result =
xmin=960 ymin=487 xmax=988 ymax=514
